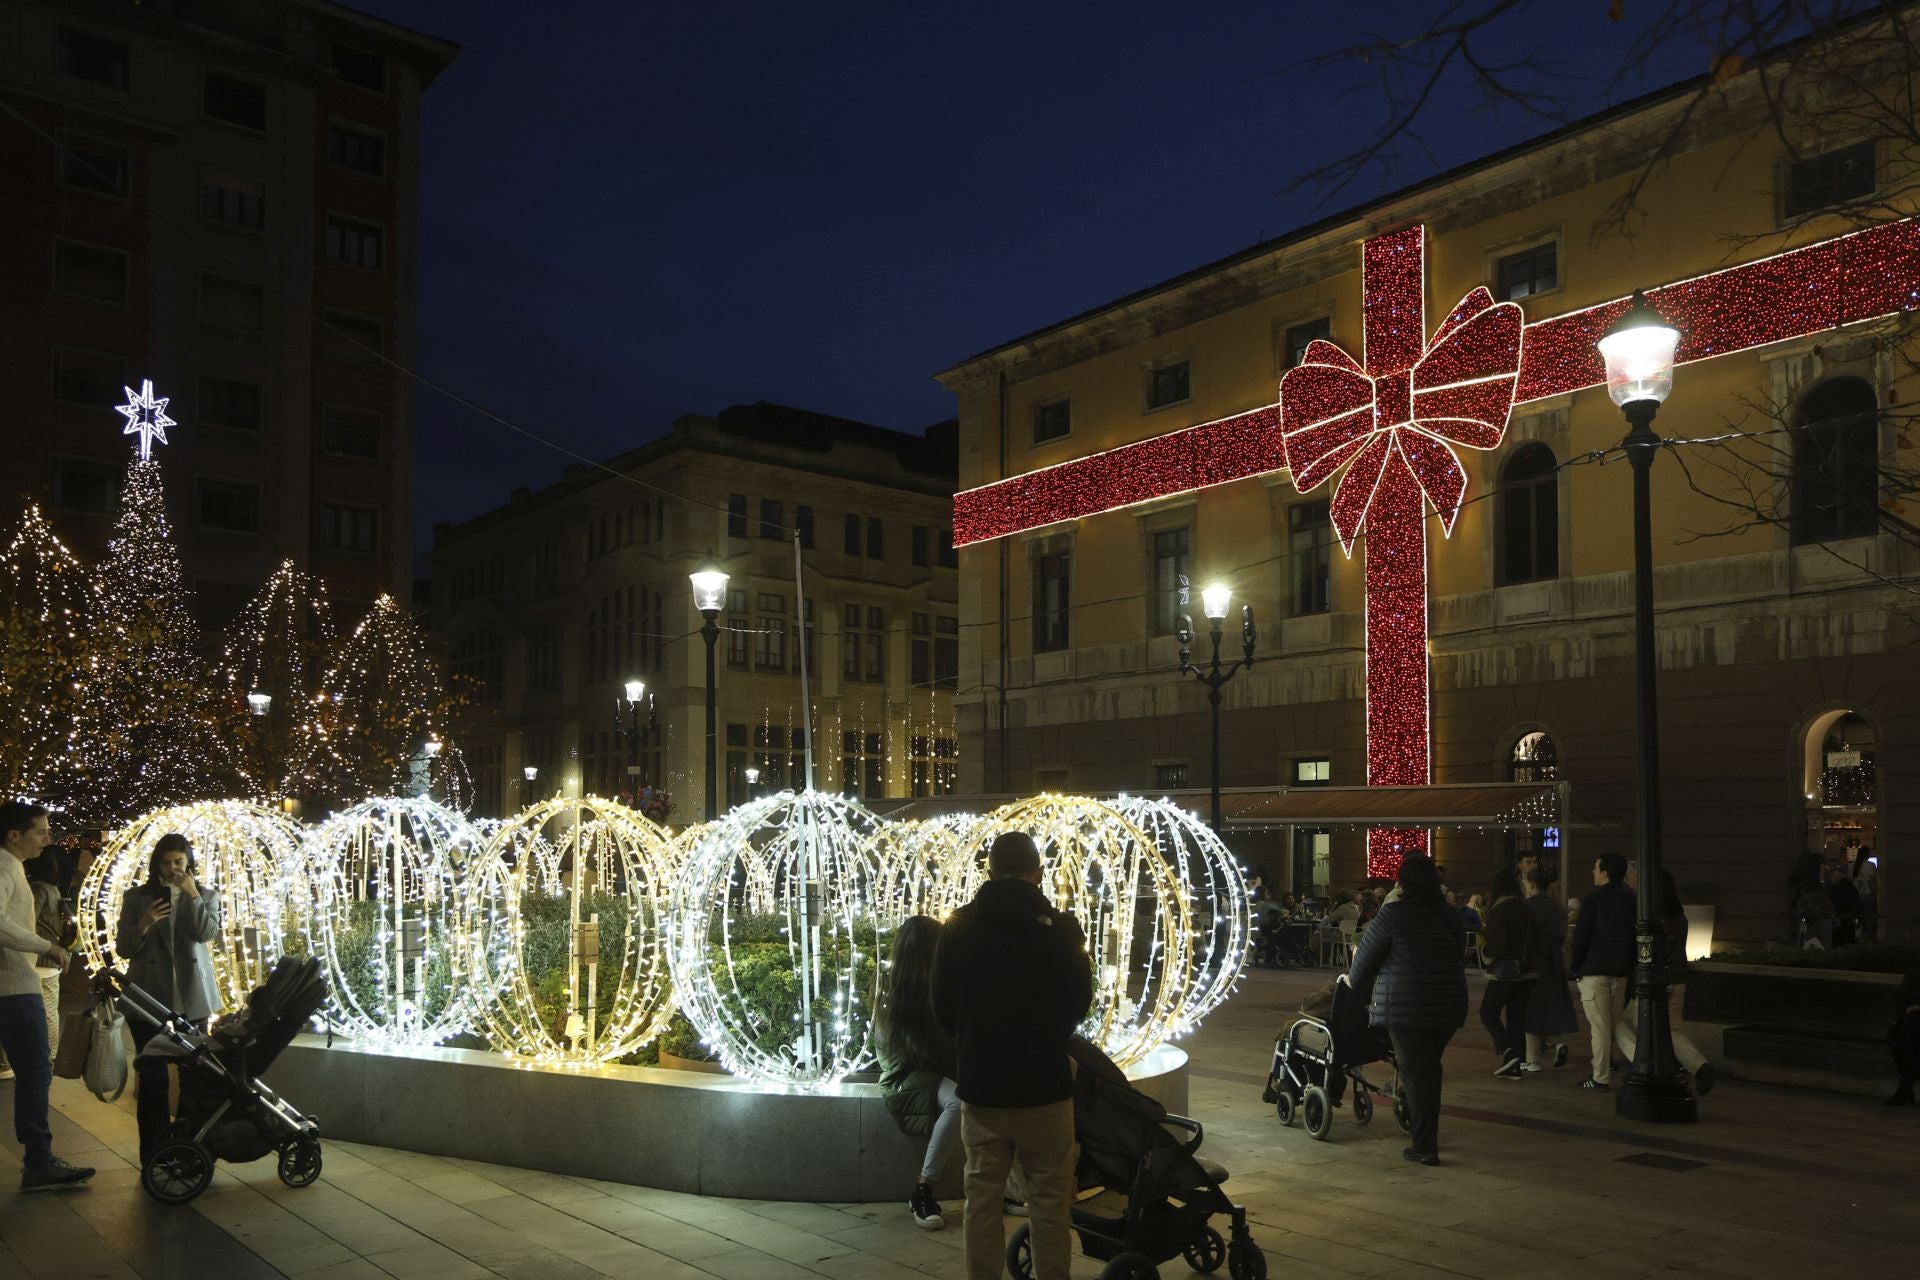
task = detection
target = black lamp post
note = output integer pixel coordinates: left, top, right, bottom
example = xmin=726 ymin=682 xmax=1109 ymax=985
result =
xmin=1598 ymin=291 xmax=1696 ymax=1124
xmin=690 ymin=564 xmax=730 ymax=820
xmin=616 ymin=679 xmax=656 ymax=795
xmin=1177 ymin=583 xmax=1257 ymax=831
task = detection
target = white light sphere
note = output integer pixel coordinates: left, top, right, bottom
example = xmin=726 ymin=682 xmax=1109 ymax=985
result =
xmin=868 ymin=814 xmax=978 ymax=922
xmin=460 ymin=796 xmax=678 ymax=1064
xmin=668 ymin=790 xmax=886 ymax=1088
xmin=301 ymin=796 xmax=481 ymax=1046
xmin=79 ymin=800 xmax=304 ymax=1010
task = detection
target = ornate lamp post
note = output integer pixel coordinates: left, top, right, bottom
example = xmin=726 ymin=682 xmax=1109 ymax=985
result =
xmin=690 ymin=565 xmax=730 ymax=820
xmin=1177 ymin=583 xmax=1257 ymax=832
xmin=1598 ymin=292 xmax=1695 ymax=1124
xmin=617 ymin=680 xmax=655 ymax=795
xmin=745 ymin=766 xmax=760 ymax=799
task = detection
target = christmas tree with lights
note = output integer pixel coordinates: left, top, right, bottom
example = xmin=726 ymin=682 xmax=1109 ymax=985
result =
xmin=0 ymin=504 xmax=100 ymax=814
xmin=218 ymin=559 xmax=336 ymax=800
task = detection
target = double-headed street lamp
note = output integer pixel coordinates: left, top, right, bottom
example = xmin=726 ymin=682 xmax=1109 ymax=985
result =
xmin=690 ymin=564 xmax=731 ymax=821
xmin=1177 ymin=583 xmax=1257 ymax=832
xmin=1598 ymin=292 xmax=1695 ymax=1125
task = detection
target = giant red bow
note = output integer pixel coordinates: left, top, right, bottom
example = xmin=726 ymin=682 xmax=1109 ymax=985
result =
xmin=1281 ymin=288 xmax=1524 ymax=551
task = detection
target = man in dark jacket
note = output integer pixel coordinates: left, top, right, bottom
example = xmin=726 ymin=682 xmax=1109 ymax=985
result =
xmin=1570 ymin=851 xmax=1635 ymax=1091
xmin=931 ymin=831 xmax=1093 ymax=1280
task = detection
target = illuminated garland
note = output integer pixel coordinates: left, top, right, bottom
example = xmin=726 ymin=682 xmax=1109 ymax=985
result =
xmin=218 ymin=560 xmax=336 ymax=802
xmin=0 ymin=505 xmax=97 ymax=813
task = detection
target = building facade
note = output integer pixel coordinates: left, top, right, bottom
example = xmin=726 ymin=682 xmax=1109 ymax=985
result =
xmin=937 ymin=37 xmax=1919 ymax=944
xmin=429 ymin=403 xmax=961 ymax=824
xmin=0 ymin=0 xmax=456 ymax=619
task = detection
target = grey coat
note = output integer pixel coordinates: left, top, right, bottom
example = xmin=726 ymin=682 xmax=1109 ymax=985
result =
xmin=1347 ymin=897 xmax=1468 ymax=1031
xmin=116 ymin=885 xmax=223 ymax=1027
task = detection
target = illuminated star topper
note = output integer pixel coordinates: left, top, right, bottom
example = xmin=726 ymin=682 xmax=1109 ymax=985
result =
xmin=116 ymin=378 xmax=175 ymax=460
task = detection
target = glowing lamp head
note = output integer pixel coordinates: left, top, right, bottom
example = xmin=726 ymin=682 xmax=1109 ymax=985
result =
xmin=1201 ymin=583 xmax=1231 ymax=621
xmin=1597 ymin=291 xmax=1680 ymax=407
xmin=689 ymin=567 xmax=730 ymax=614
xmin=523 ymin=765 xmax=539 ymax=782
xmin=624 ymin=679 xmax=645 ymax=704
xmin=745 ymin=767 xmax=760 ymax=785
xmin=423 ymin=735 xmax=442 ymax=758
xmin=246 ymin=691 xmax=272 ymax=717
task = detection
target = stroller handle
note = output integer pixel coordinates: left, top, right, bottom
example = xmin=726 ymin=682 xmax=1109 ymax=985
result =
xmin=1160 ymin=1112 xmax=1205 ymax=1155
xmin=94 ymin=967 xmax=189 ymax=1033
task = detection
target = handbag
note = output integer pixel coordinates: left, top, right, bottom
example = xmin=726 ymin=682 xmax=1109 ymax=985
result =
xmin=83 ymin=1001 xmax=129 ymax=1102
xmin=53 ymin=1008 xmax=93 ymax=1079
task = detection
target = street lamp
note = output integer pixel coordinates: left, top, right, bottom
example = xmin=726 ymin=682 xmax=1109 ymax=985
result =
xmin=423 ymin=735 xmax=442 ymax=758
xmin=1598 ymin=291 xmax=1695 ymax=1125
xmin=523 ymin=765 xmax=539 ymax=783
xmin=690 ymin=563 xmax=730 ymax=821
xmin=1177 ymin=582 xmax=1257 ymax=831
xmin=745 ymin=765 xmax=760 ymax=799
xmin=247 ymin=691 xmax=272 ymax=717
xmin=615 ymin=679 xmax=656 ymax=796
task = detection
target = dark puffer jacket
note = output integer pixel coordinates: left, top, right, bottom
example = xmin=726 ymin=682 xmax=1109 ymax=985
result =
xmin=1571 ymin=881 xmax=1636 ymax=978
xmin=1347 ymin=898 xmax=1467 ymax=1031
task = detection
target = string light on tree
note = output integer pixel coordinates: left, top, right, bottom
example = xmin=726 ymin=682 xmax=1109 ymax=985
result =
xmin=0 ymin=505 xmax=98 ymax=814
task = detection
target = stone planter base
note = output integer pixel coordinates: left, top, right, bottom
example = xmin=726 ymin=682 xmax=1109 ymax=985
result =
xmin=657 ymin=1049 xmax=727 ymax=1075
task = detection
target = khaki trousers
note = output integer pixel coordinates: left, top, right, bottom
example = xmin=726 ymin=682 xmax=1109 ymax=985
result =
xmin=961 ymin=1099 xmax=1075 ymax=1280
xmin=1577 ymin=974 xmax=1629 ymax=1083
xmin=1614 ymin=983 xmax=1707 ymax=1073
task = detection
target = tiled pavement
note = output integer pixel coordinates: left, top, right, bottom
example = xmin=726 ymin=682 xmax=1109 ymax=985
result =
xmin=3 ymin=964 xmax=1917 ymax=1279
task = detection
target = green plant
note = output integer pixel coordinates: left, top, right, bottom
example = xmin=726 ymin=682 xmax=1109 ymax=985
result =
xmin=1708 ymin=943 xmax=1918 ymax=974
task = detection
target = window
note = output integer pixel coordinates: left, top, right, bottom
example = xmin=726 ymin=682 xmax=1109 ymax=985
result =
xmin=759 ymin=498 xmax=784 ymax=540
xmin=1496 ymin=443 xmax=1558 ymax=583
xmin=912 ymin=613 xmax=932 ymax=686
xmin=1509 ymin=732 xmax=1557 ymax=784
xmin=938 ymin=528 xmax=958 ymax=568
xmin=52 ymin=348 xmax=123 ymax=407
xmin=1155 ymin=762 xmax=1189 ymax=790
xmin=331 ymin=44 xmax=387 ymax=93
xmin=528 ymin=622 xmax=560 ymax=694
xmin=201 ymin=175 xmax=263 ymax=230
xmin=843 ymin=604 xmax=884 ymax=682
xmin=1034 ymin=396 xmax=1071 ymax=443
xmin=728 ymin=493 xmax=747 ymax=538
xmin=326 ymin=216 xmax=384 ymax=270
xmin=201 ymin=274 xmax=264 ymax=330
xmin=52 ymin=457 xmax=119 ymax=514
xmin=1784 ymin=141 xmax=1875 ymax=219
xmin=844 ymin=513 xmax=861 ymax=555
xmin=199 ymin=479 xmax=259 ymax=533
xmin=796 ymin=504 xmax=815 ymax=548
xmin=1283 ymin=317 xmax=1331 ymax=368
xmin=1496 ymin=243 xmax=1557 ymax=301
xmin=200 ymin=376 xmax=261 ymax=432
xmin=1033 ymin=552 xmax=1070 ymax=652
xmin=327 ymin=123 xmax=385 ymax=176
xmin=60 ymin=134 xmax=127 ymax=196
xmin=1150 ymin=527 xmax=1189 ymax=635
xmin=866 ymin=517 xmax=885 ymax=560
xmin=910 ymin=735 xmax=958 ymax=797
xmin=1792 ymin=377 xmax=1880 ymax=544
xmin=204 ymin=73 xmax=267 ymax=131
xmin=321 ymin=406 xmax=381 ymax=458
xmin=726 ymin=723 xmax=750 ymax=807
xmin=1147 ymin=359 xmax=1190 ymax=410
xmin=1294 ymin=757 xmax=1331 ymax=785
xmin=840 ymin=729 xmax=885 ymax=799
xmin=322 ymin=310 xmax=383 ymax=363
xmin=753 ymin=593 xmax=788 ymax=671
xmin=1289 ymin=503 xmax=1331 ymax=615
xmin=320 ymin=502 xmax=378 ymax=553
xmin=726 ymin=588 xmax=750 ymax=668
xmin=58 ymin=27 xmax=127 ymax=90
xmin=936 ymin=615 xmax=958 ymax=689
xmin=911 ymin=525 xmax=928 ymax=567
xmin=54 ymin=240 xmax=127 ymax=304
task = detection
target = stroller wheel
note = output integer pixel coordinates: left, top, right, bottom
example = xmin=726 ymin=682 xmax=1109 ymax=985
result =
xmin=1352 ymin=1088 xmax=1375 ymax=1125
xmin=277 ymin=1138 xmax=323 ymax=1189
xmin=143 ymin=1138 xmax=215 ymax=1205
xmin=1274 ymin=1091 xmax=1296 ymax=1127
xmin=1182 ymin=1224 xmax=1227 ymax=1273
xmin=1228 ymin=1240 xmax=1269 ymax=1280
xmin=1006 ymin=1223 xmax=1035 ymax=1280
xmin=1097 ymin=1253 xmax=1160 ymax=1280
xmin=1302 ymin=1085 xmax=1334 ymax=1141
xmin=1393 ymin=1093 xmax=1413 ymax=1135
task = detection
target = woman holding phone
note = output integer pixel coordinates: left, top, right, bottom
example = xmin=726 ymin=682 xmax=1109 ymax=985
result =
xmin=115 ymin=833 xmax=222 ymax=1166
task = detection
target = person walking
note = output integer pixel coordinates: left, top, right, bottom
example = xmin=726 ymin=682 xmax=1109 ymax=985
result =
xmin=1521 ymin=867 xmax=1577 ymax=1072
xmin=1346 ymin=853 xmax=1467 ymax=1166
xmin=875 ymin=915 xmax=961 ymax=1230
xmin=931 ymin=831 xmax=1093 ymax=1280
xmin=1886 ymin=959 xmax=1920 ymax=1106
xmin=0 ymin=800 xmax=94 ymax=1191
xmin=1855 ymin=854 xmax=1880 ymax=944
xmin=115 ymin=833 xmax=223 ymax=1168
xmin=1479 ymin=869 xmax=1539 ymax=1079
xmin=1614 ymin=870 xmax=1716 ymax=1095
xmin=1571 ymin=852 xmax=1636 ymax=1091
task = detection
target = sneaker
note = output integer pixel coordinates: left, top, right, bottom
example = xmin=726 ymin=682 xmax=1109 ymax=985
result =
xmin=1401 ymin=1147 xmax=1440 ymax=1167
xmin=1579 ymin=1078 xmax=1609 ymax=1092
xmin=1519 ymin=1060 xmax=1544 ymax=1073
xmin=1493 ymin=1056 xmax=1524 ymax=1080
xmin=1003 ymin=1198 xmax=1029 ymax=1217
xmin=1693 ymin=1062 xmax=1717 ymax=1097
xmin=1552 ymin=1043 xmax=1569 ymax=1069
xmin=908 ymin=1183 xmax=944 ymax=1231
xmin=0 ymin=1065 xmax=13 ymax=1082
xmin=19 ymin=1157 xmax=94 ymax=1193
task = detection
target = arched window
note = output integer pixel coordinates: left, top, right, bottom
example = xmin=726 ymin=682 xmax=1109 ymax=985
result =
xmin=1510 ymin=731 xmax=1558 ymax=783
xmin=1792 ymin=377 xmax=1879 ymax=544
xmin=1496 ymin=443 xmax=1558 ymax=584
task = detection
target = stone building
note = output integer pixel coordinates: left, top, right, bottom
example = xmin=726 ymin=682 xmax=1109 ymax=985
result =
xmin=935 ymin=29 xmax=1918 ymax=944
xmin=0 ymin=0 xmax=456 ymax=618
xmin=428 ymin=402 xmax=960 ymax=824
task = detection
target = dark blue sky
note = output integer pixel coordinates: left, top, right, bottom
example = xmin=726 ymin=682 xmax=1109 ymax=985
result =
xmin=371 ymin=1 xmax=1707 ymax=561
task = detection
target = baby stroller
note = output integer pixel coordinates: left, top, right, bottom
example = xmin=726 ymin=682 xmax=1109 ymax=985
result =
xmin=1008 ymin=1040 xmax=1266 ymax=1280
xmin=1263 ymin=974 xmax=1408 ymax=1141
xmin=110 ymin=956 xmax=328 ymax=1204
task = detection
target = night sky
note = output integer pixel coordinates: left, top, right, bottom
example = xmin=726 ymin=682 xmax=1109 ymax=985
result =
xmin=367 ymin=1 xmax=1709 ymax=565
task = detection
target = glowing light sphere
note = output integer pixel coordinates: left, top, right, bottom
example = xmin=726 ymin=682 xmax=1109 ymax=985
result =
xmin=669 ymin=790 xmax=886 ymax=1089
xmin=869 ymin=814 xmax=978 ymax=923
xmin=461 ymin=796 xmax=678 ymax=1065
xmin=1107 ymin=795 xmax=1251 ymax=1035
xmin=301 ymin=796 xmax=480 ymax=1046
xmin=79 ymin=800 xmax=303 ymax=1010
xmin=963 ymin=795 xmax=1193 ymax=1067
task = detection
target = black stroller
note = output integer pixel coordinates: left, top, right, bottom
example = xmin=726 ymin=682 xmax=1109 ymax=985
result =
xmin=1263 ymin=974 xmax=1408 ymax=1141
xmin=110 ymin=955 xmax=329 ymax=1204
xmin=1008 ymin=1040 xmax=1266 ymax=1280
